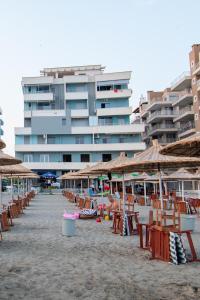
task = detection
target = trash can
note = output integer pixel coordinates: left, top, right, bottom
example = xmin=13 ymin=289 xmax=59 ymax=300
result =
xmin=62 ymin=214 xmax=76 ymax=236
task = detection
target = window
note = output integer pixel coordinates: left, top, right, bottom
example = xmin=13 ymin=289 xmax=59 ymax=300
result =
xmin=75 ymin=136 xmax=84 ymax=144
xmin=24 ymin=154 xmax=33 ymax=162
xmin=101 ymin=102 xmax=110 ymax=109
xmin=195 ymin=113 xmax=199 ymax=121
xmin=81 ymin=154 xmax=90 ymax=162
xmin=194 ymin=95 xmax=197 ymax=102
xmin=102 ymin=136 xmax=110 ymax=144
xmin=119 ymin=137 xmax=125 ymax=143
xmin=63 ymin=154 xmax=71 ymax=162
xmin=192 ymin=78 xmax=196 ymax=85
xmin=102 ymin=153 xmax=112 ymax=162
xmin=62 ymin=118 xmax=66 ymax=126
xmin=99 ymin=117 xmax=112 ymax=126
xmin=47 ymin=136 xmax=56 ymax=144
xmin=117 ymin=117 xmax=126 ymax=125
xmin=40 ymin=154 xmax=49 ymax=162
xmin=24 ymin=136 xmax=30 ymax=144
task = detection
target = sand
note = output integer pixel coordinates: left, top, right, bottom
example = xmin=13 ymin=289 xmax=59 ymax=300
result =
xmin=0 ymin=193 xmax=200 ymax=300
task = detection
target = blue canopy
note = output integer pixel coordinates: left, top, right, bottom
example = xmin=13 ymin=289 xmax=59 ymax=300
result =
xmin=41 ymin=172 xmax=57 ymax=179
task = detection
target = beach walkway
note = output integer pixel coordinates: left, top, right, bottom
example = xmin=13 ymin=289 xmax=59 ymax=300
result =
xmin=0 ymin=193 xmax=200 ymax=300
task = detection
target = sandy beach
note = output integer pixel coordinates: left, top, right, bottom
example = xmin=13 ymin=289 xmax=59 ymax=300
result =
xmin=0 ymin=193 xmax=200 ymax=300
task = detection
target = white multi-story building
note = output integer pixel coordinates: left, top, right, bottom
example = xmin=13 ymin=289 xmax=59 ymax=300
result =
xmin=15 ymin=65 xmax=145 ymax=176
xmin=0 ymin=107 xmax=3 ymax=137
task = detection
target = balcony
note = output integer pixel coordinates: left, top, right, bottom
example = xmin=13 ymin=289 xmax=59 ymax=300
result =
xmin=96 ymin=89 xmax=132 ymax=99
xmin=15 ymin=127 xmax=31 ymax=135
xmin=22 ymin=76 xmax=54 ymax=85
xmin=171 ymin=71 xmax=191 ymax=91
xmin=22 ymin=162 xmax=96 ymax=171
xmin=95 ymin=71 xmax=131 ymax=82
xmin=24 ymin=92 xmax=54 ymax=102
xmin=71 ymin=109 xmax=89 ymax=118
xmin=157 ymin=137 xmax=177 ymax=145
xmin=145 ymin=98 xmax=173 ymax=112
xmin=192 ymin=62 xmax=200 ymax=76
xmin=71 ymin=123 xmax=144 ymax=135
xmin=65 ymin=91 xmax=88 ymax=100
xmin=172 ymin=90 xmax=193 ymax=107
xmin=148 ymin=124 xmax=178 ymax=136
xmin=147 ymin=110 xmax=175 ymax=123
xmin=96 ymin=107 xmax=132 ymax=117
xmin=15 ymin=142 xmax=146 ymax=153
xmin=24 ymin=109 xmax=66 ymax=118
xmin=178 ymin=121 xmax=196 ymax=138
xmin=197 ymin=79 xmax=200 ymax=91
xmin=173 ymin=106 xmax=194 ymax=122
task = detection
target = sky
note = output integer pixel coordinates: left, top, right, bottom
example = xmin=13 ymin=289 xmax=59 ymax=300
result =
xmin=0 ymin=0 xmax=199 ymax=155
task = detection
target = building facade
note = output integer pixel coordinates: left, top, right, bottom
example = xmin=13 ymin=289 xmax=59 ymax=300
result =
xmin=189 ymin=44 xmax=200 ymax=132
xmin=15 ymin=65 xmax=145 ymax=176
xmin=136 ymin=44 xmax=200 ymax=147
xmin=139 ymin=89 xmax=179 ymax=146
xmin=0 ymin=107 xmax=3 ymax=137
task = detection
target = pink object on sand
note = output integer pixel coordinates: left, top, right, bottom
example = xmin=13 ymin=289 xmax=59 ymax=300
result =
xmin=63 ymin=213 xmax=79 ymax=220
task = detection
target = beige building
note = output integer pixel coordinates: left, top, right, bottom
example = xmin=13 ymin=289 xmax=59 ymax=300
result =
xmin=134 ymin=43 xmax=200 ymax=147
xmin=138 ymin=89 xmax=179 ymax=146
xmin=171 ymin=72 xmax=194 ymax=139
xmin=189 ymin=44 xmax=200 ymax=132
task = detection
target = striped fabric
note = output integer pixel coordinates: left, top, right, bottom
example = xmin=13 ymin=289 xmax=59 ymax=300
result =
xmin=170 ymin=232 xmax=187 ymax=265
xmin=80 ymin=209 xmax=97 ymax=216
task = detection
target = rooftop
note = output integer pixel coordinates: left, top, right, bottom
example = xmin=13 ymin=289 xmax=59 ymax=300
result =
xmin=41 ymin=64 xmax=105 ymax=77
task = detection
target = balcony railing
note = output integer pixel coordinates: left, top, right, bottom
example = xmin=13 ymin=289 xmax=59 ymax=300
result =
xmin=197 ymin=79 xmax=200 ymax=88
xmin=192 ymin=61 xmax=200 ymax=73
xmin=178 ymin=121 xmax=195 ymax=134
xmin=171 ymin=71 xmax=190 ymax=87
xmin=147 ymin=110 xmax=176 ymax=122
xmin=179 ymin=106 xmax=193 ymax=115
xmin=158 ymin=137 xmax=177 ymax=144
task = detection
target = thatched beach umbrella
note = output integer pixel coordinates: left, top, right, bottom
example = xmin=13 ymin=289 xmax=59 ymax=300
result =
xmin=90 ymin=153 xmax=132 ymax=215
xmin=0 ymin=139 xmax=6 ymax=150
xmin=165 ymin=168 xmax=200 ymax=201
xmin=0 ymin=151 xmax=21 ymax=166
xmin=160 ymin=132 xmax=200 ymax=157
xmin=0 ymin=164 xmax=32 ymax=202
xmin=109 ymin=140 xmax=200 ymax=209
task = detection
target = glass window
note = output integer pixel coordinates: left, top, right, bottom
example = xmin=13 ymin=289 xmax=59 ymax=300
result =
xmin=63 ymin=154 xmax=71 ymax=162
xmin=102 ymin=153 xmax=112 ymax=162
xmin=40 ymin=154 xmax=49 ymax=162
xmin=81 ymin=154 xmax=90 ymax=162
xmin=23 ymin=154 xmax=33 ymax=162
xmin=62 ymin=118 xmax=66 ymax=126
xmin=75 ymin=136 xmax=84 ymax=144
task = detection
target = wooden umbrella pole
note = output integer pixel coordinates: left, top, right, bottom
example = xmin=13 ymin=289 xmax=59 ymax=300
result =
xmin=144 ymin=181 xmax=147 ymax=205
xmin=131 ymin=181 xmax=134 ymax=196
xmin=158 ymin=167 xmax=164 ymax=210
xmin=88 ymin=176 xmax=90 ymax=195
xmin=122 ymin=172 xmax=126 ymax=217
xmin=81 ymin=179 xmax=83 ymax=195
xmin=0 ymin=174 xmax=2 ymax=205
xmin=182 ymin=180 xmax=184 ymax=201
xmin=11 ymin=176 xmax=13 ymax=200
xmin=101 ymin=174 xmax=103 ymax=202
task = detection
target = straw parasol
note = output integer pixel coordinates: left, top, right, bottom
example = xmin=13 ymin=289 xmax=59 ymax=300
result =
xmin=160 ymin=132 xmax=200 ymax=157
xmin=0 ymin=164 xmax=31 ymax=174
xmin=0 ymin=151 xmax=21 ymax=166
xmin=109 ymin=140 xmax=200 ymax=209
xmin=90 ymin=152 xmax=130 ymax=174
xmin=0 ymin=139 xmax=6 ymax=150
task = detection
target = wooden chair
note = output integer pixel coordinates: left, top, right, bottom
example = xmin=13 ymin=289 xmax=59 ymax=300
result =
xmin=138 ymin=210 xmax=154 ymax=249
xmin=156 ymin=209 xmax=180 ymax=231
